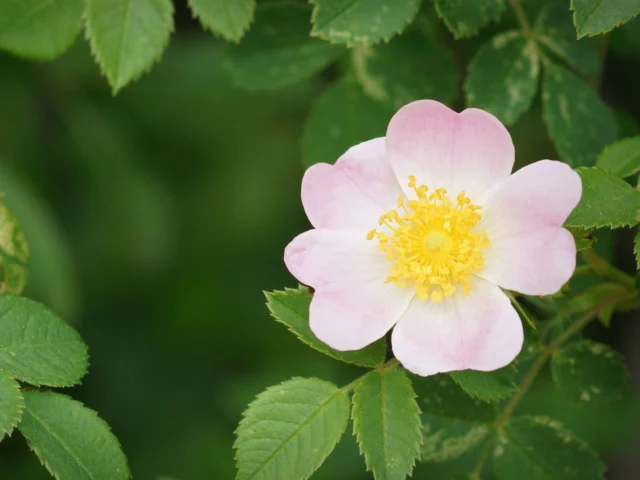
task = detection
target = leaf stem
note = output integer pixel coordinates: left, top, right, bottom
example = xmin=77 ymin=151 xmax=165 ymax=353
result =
xmin=507 ymin=0 xmax=533 ymax=36
xmin=341 ymin=358 xmax=399 ymax=393
xmin=581 ymin=248 xmax=635 ymax=289
xmin=471 ymin=295 xmax=621 ymax=476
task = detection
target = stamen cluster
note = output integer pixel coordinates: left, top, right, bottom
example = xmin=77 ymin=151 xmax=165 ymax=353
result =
xmin=367 ymin=176 xmax=490 ymax=302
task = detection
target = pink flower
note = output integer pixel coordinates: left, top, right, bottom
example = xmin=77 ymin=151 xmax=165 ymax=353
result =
xmin=285 ymin=100 xmax=581 ymax=376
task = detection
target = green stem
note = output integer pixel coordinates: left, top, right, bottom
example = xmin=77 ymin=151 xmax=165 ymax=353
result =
xmin=507 ymin=0 xmax=533 ymax=35
xmin=581 ymin=249 xmax=635 ymax=289
xmin=341 ymin=358 xmax=399 ymax=393
xmin=471 ymin=295 xmax=621 ymax=476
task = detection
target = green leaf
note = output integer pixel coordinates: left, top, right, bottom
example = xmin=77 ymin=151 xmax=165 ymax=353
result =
xmin=0 ymin=0 xmax=83 ymax=60
xmin=0 ymin=295 xmax=88 ymax=387
xmin=85 ymin=0 xmax=174 ymax=93
xmin=551 ymin=340 xmax=628 ymax=405
xmin=265 ymin=287 xmax=386 ymax=368
xmin=415 ymin=375 xmax=496 ymax=463
xmin=571 ymin=0 xmax=640 ymax=38
xmin=353 ymin=31 xmax=458 ymax=110
xmin=0 ymin=201 xmax=29 ymax=296
xmin=493 ymin=415 xmax=605 ymax=480
xmin=569 ymin=282 xmax=633 ymax=327
xmin=595 ymin=136 xmax=640 ymax=178
xmin=19 ymin=390 xmax=130 ymax=480
xmin=465 ymin=31 xmax=539 ymax=126
xmin=542 ymin=64 xmax=618 ymax=167
xmin=224 ymin=3 xmax=345 ymax=90
xmin=234 ymin=377 xmax=350 ymax=480
xmin=635 ymin=230 xmax=640 ymax=270
xmin=534 ymin=3 xmax=601 ymax=78
xmin=352 ymin=369 xmax=422 ymax=480
xmin=303 ymin=78 xmax=392 ymax=167
xmin=310 ymin=0 xmax=421 ymax=46
xmin=434 ymin=0 xmax=506 ymax=39
xmin=450 ymin=365 xmax=517 ymax=402
xmin=565 ymin=167 xmax=640 ymax=229
xmin=0 ymin=368 xmax=23 ymax=440
xmin=188 ymin=0 xmax=255 ymax=42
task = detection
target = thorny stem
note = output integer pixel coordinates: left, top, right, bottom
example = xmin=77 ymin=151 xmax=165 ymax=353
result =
xmin=470 ymin=295 xmax=623 ymax=478
xmin=340 ymin=358 xmax=399 ymax=393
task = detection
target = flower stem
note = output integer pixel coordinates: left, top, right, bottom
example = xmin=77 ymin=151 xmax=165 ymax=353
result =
xmin=471 ymin=295 xmax=622 ymax=476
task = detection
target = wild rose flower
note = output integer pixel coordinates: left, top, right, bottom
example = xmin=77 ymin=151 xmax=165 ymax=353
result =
xmin=285 ymin=100 xmax=581 ymax=376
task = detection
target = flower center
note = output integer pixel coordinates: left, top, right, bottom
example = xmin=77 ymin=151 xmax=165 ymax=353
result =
xmin=367 ymin=176 xmax=490 ymax=302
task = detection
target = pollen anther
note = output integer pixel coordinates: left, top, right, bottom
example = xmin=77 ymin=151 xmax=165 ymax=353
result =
xmin=368 ymin=177 xmax=490 ymax=302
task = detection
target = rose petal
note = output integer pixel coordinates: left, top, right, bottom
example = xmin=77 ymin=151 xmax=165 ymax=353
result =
xmin=392 ymin=278 xmax=523 ymax=376
xmin=386 ymin=100 xmax=514 ymax=200
xmin=477 ymin=160 xmax=581 ymax=295
xmin=302 ymin=138 xmax=403 ymax=230
xmin=285 ymin=229 xmax=413 ymax=350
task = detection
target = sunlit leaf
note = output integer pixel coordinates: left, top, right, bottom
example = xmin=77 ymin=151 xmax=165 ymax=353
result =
xmin=0 ymin=368 xmax=23 ymax=440
xmin=596 ymin=136 xmax=640 ymax=178
xmin=571 ymin=0 xmax=640 ymax=38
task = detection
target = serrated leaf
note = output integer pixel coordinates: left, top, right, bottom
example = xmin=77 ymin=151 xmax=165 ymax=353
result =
xmin=19 ymin=390 xmax=130 ymax=480
xmin=595 ymin=136 xmax=640 ymax=178
xmin=310 ymin=0 xmax=421 ymax=46
xmin=0 ymin=201 xmax=29 ymax=295
xmin=450 ymin=365 xmax=517 ymax=402
xmin=266 ymin=287 xmax=386 ymax=368
xmin=565 ymin=167 xmax=640 ymax=229
xmin=568 ymin=228 xmax=595 ymax=252
xmin=352 ymin=369 xmax=422 ymax=480
xmin=0 ymin=0 xmax=83 ymax=60
xmin=353 ymin=31 xmax=458 ymax=110
xmin=414 ymin=375 xmax=496 ymax=463
xmin=551 ymin=340 xmax=628 ymax=405
xmin=0 ymin=368 xmax=23 ymax=440
xmin=493 ymin=415 xmax=605 ymax=480
xmin=224 ymin=3 xmax=345 ymax=90
xmin=234 ymin=377 xmax=350 ymax=480
xmin=465 ymin=31 xmax=539 ymax=126
xmin=571 ymin=0 xmax=640 ymax=38
xmin=85 ymin=0 xmax=174 ymax=93
xmin=534 ymin=3 xmax=601 ymax=78
xmin=188 ymin=0 xmax=255 ymax=42
xmin=0 ymin=295 xmax=88 ymax=387
xmin=434 ymin=0 xmax=506 ymax=39
xmin=303 ymin=78 xmax=392 ymax=167
xmin=542 ymin=64 xmax=618 ymax=167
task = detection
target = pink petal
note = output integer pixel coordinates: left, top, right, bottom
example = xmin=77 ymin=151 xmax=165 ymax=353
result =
xmin=386 ymin=100 xmax=514 ymax=200
xmin=477 ymin=160 xmax=581 ymax=295
xmin=392 ymin=278 xmax=523 ymax=376
xmin=302 ymin=138 xmax=403 ymax=230
xmin=285 ymin=229 xmax=413 ymax=350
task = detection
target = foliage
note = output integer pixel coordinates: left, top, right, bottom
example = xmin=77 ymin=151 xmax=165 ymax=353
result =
xmin=0 ymin=0 xmax=639 ymax=479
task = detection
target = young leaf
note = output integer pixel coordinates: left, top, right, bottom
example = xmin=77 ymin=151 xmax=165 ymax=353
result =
xmin=595 ymin=136 xmax=640 ymax=178
xmin=265 ymin=287 xmax=386 ymax=368
xmin=303 ymin=79 xmax=392 ymax=167
xmin=415 ymin=375 xmax=496 ymax=463
xmin=353 ymin=31 xmax=458 ymax=110
xmin=551 ymin=340 xmax=628 ymax=406
xmin=19 ymin=390 xmax=130 ymax=480
xmin=571 ymin=0 xmax=640 ymax=38
xmin=0 ymin=0 xmax=83 ymax=60
xmin=352 ymin=369 xmax=422 ymax=480
xmin=542 ymin=64 xmax=618 ymax=167
xmin=434 ymin=0 xmax=506 ymax=39
xmin=234 ymin=377 xmax=350 ymax=480
xmin=450 ymin=365 xmax=517 ymax=402
xmin=565 ymin=167 xmax=640 ymax=229
xmin=534 ymin=3 xmax=601 ymax=78
xmin=0 ymin=368 xmax=23 ymax=440
xmin=465 ymin=31 xmax=539 ymax=126
xmin=493 ymin=416 xmax=605 ymax=480
xmin=310 ymin=0 xmax=421 ymax=46
xmin=188 ymin=0 xmax=255 ymax=42
xmin=0 ymin=201 xmax=29 ymax=296
xmin=0 ymin=295 xmax=88 ymax=387
xmin=85 ymin=0 xmax=174 ymax=93
xmin=224 ymin=3 xmax=345 ymax=90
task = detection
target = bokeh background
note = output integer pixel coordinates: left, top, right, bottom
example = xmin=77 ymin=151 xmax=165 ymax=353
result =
xmin=0 ymin=1 xmax=639 ymax=479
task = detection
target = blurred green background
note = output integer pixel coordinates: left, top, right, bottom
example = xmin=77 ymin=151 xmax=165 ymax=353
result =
xmin=0 ymin=1 xmax=638 ymax=479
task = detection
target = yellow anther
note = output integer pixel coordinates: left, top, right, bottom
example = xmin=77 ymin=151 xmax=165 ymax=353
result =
xmin=367 ymin=176 xmax=490 ymax=302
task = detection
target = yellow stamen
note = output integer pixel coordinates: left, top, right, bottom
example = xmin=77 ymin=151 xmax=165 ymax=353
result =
xmin=368 ymin=177 xmax=490 ymax=302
